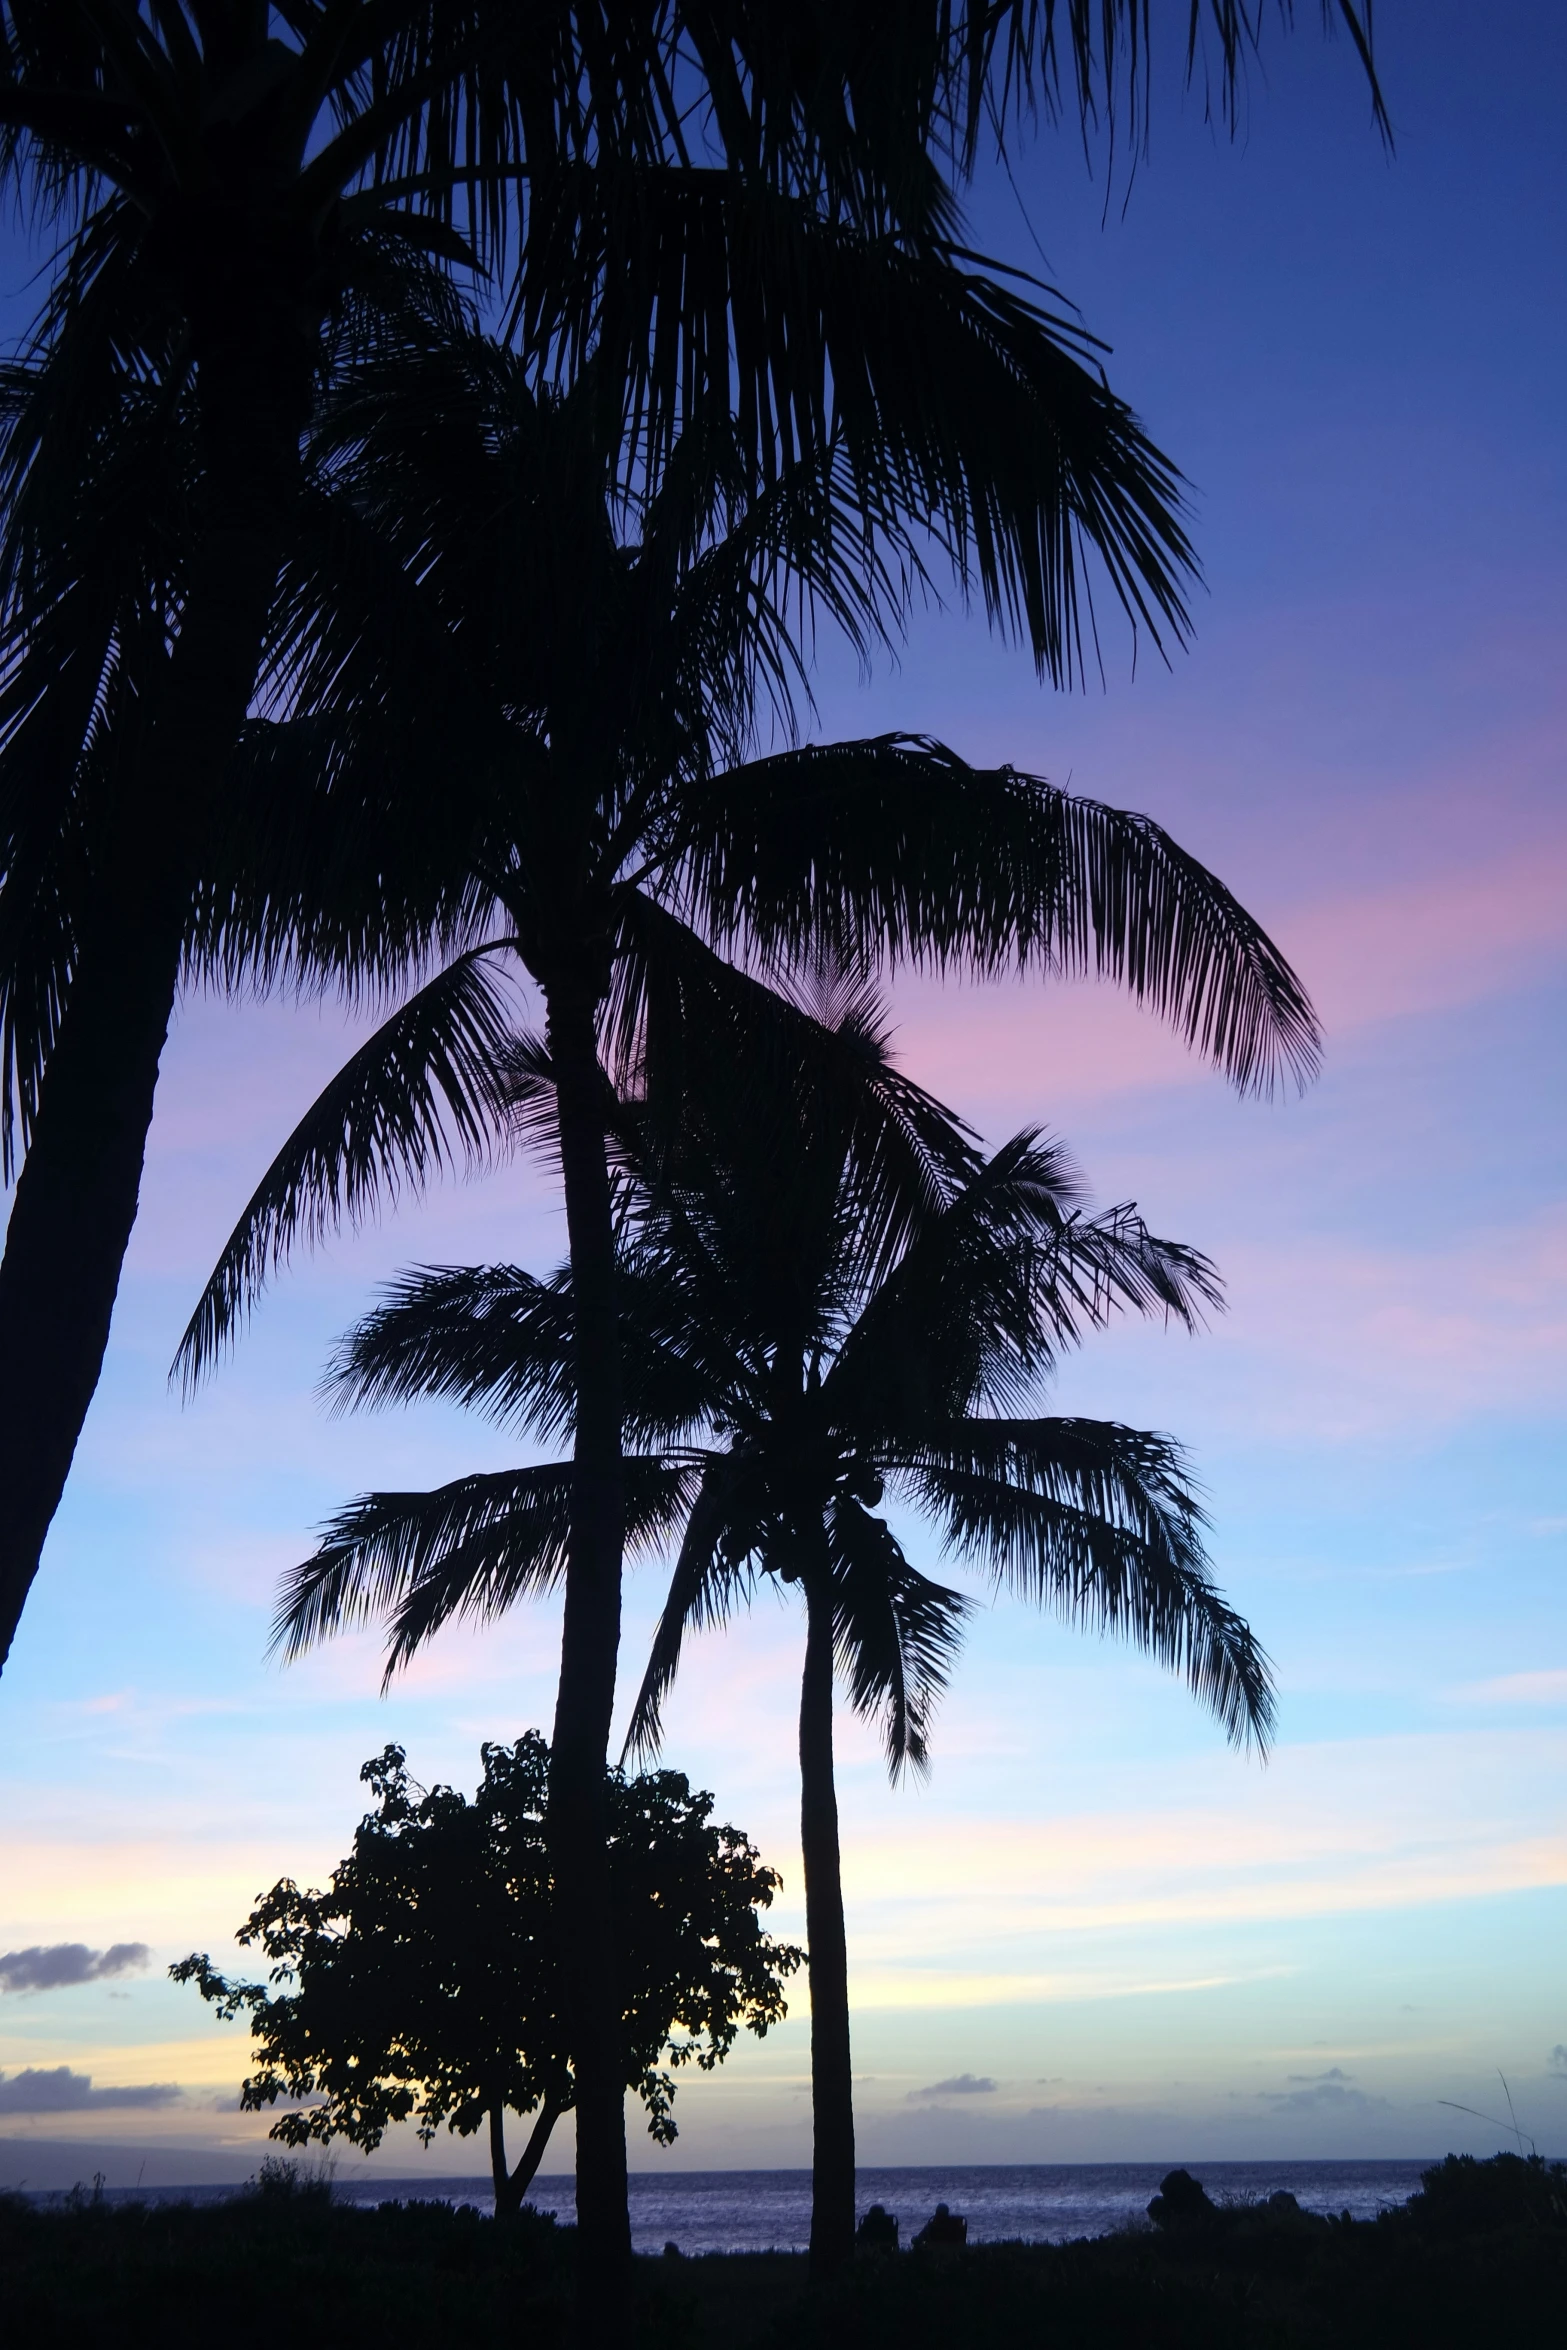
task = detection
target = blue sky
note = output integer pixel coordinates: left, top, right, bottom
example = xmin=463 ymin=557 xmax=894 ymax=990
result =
xmin=2 ymin=1 xmax=1564 ymax=2184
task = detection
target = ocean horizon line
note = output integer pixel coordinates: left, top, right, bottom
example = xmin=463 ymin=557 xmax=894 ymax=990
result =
xmin=8 ymin=2153 xmax=1472 ymax=2251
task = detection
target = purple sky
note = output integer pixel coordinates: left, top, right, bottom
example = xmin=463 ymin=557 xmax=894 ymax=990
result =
xmin=2 ymin=2 xmax=1564 ymax=2184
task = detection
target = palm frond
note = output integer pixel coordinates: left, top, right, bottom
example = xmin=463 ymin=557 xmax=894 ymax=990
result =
xmin=292 ymin=334 xmax=897 ymax=819
xmin=325 ymin=1252 xmax=726 ymax=1451
xmin=274 ymin=1454 xmax=700 ymax=1685
xmin=977 ymin=3 xmax=1388 ymax=161
xmin=173 ymin=943 xmax=523 ymax=1390
xmin=830 ymin=1127 xmax=1223 ymax=1422
xmin=273 ymin=1464 xmax=577 ymax=1672
xmin=192 ymin=705 xmax=502 ymax=1002
xmin=685 ymin=2 xmax=1386 ymax=192
xmin=896 ymin=1416 xmax=1273 ymax=1751
xmin=826 ymin=1497 xmax=970 ymax=1779
xmin=671 ymin=736 xmax=1319 ymax=1096
xmin=529 ymin=162 xmax=1196 ymax=677
xmin=831 ymin=1127 xmax=1092 ymax=1420
xmin=1051 ymin=1197 xmax=1225 ymax=1332
xmin=324 ymin=1263 xmax=578 ymax=1440
xmin=646 ymin=418 xmax=923 ymax=757
xmin=609 ymin=891 xmax=977 ymax=1292
xmin=0 ymin=297 xmax=194 ymax=1177
xmin=622 ymin=1452 xmax=758 ymax=1763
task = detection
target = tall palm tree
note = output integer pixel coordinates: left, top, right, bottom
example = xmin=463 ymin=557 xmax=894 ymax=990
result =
xmin=621 ymin=1017 xmax=1273 ymax=2277
xmin=168 ymin=320 xmax=1313 ymax=2287
xmin=266 ymin=994 xmax=1272 ymax=2276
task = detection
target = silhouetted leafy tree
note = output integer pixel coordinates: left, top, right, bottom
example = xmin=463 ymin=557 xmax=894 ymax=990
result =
xmin=173 ymin=1734 xmax=800 ymax=2218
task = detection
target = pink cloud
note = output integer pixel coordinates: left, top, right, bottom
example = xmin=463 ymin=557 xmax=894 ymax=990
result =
xmin=1291 ymin=841 xmax=1567 ymax=1038
xmin=1206 ymin=1205 xmax=1567 ymax=1438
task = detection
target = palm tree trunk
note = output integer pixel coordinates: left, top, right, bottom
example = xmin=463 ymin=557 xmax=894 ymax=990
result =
xmin=491 ymin=2097 xmax=563 ymax=2219
xmin=0 ymin=394 xmax=296 ymax=1674
xmin=542 ymin=973 xmax=632 ymax=2344
xmin=800 ymin=1575 xmax=856 ymax=2278
xmin=0 ymin=887 xmax=183 ymax=1672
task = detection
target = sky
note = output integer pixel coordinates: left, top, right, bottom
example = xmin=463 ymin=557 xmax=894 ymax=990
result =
xmin=1 ymin=1 xmax=1564 ymax=2191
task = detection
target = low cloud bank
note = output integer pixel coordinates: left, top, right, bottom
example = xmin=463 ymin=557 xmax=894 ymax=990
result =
xmin=1261 ymin=2076 xmax=1389 ymax=2116
xmin=908 ymin=2073 xmax=996 ymax=2100
xmin=0 ymin=1943 xmax=150 ymax=1994
xmin=0 ymin=2068 xmax=180 ymax=2114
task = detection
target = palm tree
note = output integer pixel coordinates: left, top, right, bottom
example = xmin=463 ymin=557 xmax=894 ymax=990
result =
xmin=264 ymin=991 xmax=1272 ymax=2278
xmin=161 ymin=320 xmax=1312 ymax=2308
xmin=622 ymin=1021 xmax=1274 ymax=2278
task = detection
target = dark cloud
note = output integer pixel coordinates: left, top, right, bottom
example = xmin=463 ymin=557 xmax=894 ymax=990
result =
xmin=1550 ymin=2046 xmax=1567 ymax=2073
xmin=1287 ymin=2067 xmax=1351 ymax=2084
xmin=0 ymin=2067 xmax=180 ymax=2114
xmin=907 ymin=2073 xmax=996 ymax=2100
xmin=0 ymin=1943 xmax=150 ymax=1995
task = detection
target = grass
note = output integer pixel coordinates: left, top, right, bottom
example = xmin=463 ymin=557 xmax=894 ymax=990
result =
xmin=1 ymin=2152 xmax=1560 ymax=2347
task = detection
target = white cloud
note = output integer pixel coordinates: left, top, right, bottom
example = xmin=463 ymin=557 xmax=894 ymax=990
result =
xmin=1455 ymin=1671 xmax=1567 ymax=1708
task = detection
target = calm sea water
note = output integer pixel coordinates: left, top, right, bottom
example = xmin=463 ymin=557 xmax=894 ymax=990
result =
xmin=63 ymin=2160 xmax=1436 ymax=2249
xmin=468 ymin=2162 xmax=1435 ymax=2250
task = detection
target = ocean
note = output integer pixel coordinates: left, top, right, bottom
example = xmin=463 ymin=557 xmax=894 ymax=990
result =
xmin=52 ymin=2160 xmax=1438 ymax=2249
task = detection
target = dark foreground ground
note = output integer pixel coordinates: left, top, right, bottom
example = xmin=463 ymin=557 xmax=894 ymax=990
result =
xmin=2 ymin=2152 xmax=1560 ymax=2348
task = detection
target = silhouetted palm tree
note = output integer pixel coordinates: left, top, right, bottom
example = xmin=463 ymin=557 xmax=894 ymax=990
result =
xmin=266 ymin=991 xmax=1273 ymax=2278
xmin=618 ymin=1020 xmax=1274 ymax=2278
